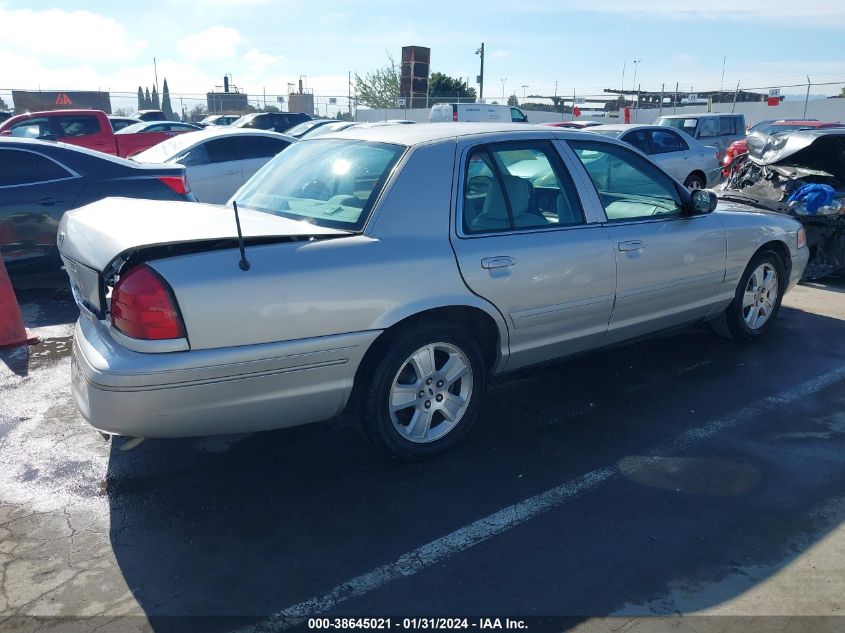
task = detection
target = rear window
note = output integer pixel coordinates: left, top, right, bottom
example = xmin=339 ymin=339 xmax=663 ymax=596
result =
xmin=234 ymin=139 xmax=404 ymax=231
xmin=0 ymin=149 xmax=71 ymax=186
xmin=657 ymin=117 xmax=698 ymax=135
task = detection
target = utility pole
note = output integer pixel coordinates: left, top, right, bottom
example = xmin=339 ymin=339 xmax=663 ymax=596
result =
xmin=719 ymin=54 xmax=727 ymax=100
xmin=731 ymin=80 xmax=740 ymax=113
xmin=621 ymin=61 xmax=626 ymax=94
xmin=673 ymin=81 xmax=679 ymax=114
xmin=554 ymin=80 xmax=558 ymax=97
xmin=475 ymin=43 xmax=485 ymax=103
xmin=659 ymin=83 xmax=665 ymax=116
xmin=348 ymin=70 xmax=352 ymax=120
xmin=153 ymin=57 xmax=159 ymax=97
xmin=803 ymin=75 xmax=811 ymax=118
xmin=522 ymin=84 xmax=528 ymax=100
xmin=501 ymin=78 xmax=507 ymax=103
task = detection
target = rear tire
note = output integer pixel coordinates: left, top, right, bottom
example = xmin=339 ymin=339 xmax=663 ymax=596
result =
xmin=712 ymin=250 xmax=786 ymax=340
xmin=684 ymin=173 xmax=705 ymax=190
xmin=353 ymin=321 xmax=487 ymax=459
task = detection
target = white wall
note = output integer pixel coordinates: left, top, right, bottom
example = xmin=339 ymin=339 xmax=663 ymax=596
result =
xmin=356 ymin=97 xmax=845 ymax=127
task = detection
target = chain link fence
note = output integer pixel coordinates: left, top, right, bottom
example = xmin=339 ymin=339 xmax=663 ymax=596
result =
xmin=2 ymin=80 xmax=844 ymax=126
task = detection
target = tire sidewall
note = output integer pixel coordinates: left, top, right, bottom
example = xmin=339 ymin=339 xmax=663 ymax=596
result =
xmin=357 ymin=322 xmax=487 ymax=459
xmin=729 ymin=251 xmax=787 ymax=339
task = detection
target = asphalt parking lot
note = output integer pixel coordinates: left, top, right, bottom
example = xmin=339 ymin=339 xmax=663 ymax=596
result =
xmin=1 ymin=274 xmax=845 ymax=632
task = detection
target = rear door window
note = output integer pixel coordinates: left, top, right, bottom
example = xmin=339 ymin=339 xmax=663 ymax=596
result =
xmin=648 ymin=129 xmax=688 ymax=154
xmin=55 ymin=115 xmax=101 ymax=137
xmin=719 ymin=117 xmax=735 ymax=135
xmin=0 ymin=150 xmax=72 ymax=186
xmin=463 ymin=141 xmax=584 ymax=233
xmin=204 ymin=137 xmax=242 ymax=163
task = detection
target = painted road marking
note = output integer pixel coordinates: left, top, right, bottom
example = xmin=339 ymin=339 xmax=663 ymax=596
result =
xmin=243 ymin=364 xmax=845 ymax=632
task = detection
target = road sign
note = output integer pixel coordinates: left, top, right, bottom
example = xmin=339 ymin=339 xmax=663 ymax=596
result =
xmin=396 ymin=97 xmax=407 ymax=108
xmin=573 ymin=97 xmax=585 ymax=104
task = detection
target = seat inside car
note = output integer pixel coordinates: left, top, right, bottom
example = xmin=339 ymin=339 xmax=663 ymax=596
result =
xmin=472 ymin=175 xmax=540 ymax=230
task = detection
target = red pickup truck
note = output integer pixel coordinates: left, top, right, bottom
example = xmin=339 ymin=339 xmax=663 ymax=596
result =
xmin=0 ymin=109 xmax=178 ymax=158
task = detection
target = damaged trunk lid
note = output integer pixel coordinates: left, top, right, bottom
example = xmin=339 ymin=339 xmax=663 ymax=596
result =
xmin=58 ymin=197 xmax=348 ymax=318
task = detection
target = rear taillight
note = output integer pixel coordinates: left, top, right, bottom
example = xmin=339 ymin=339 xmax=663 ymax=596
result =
xmin=111 ymin=265 xmax=185 ymax=340
xmin=453 ymin=111 xmax=458 ymax=121
xmin=158 ymin=175 xmax=190 ymax=195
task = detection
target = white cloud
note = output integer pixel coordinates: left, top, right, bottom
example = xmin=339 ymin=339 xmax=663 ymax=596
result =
xmin=243 ymin=49 xmax=283 ymax=67
xmin=490 ymin=49 xmax=509 ymax=61
xmin=177 ymin=26 xmax=242 ymax=59
xmin=0 ymin=8 xmax=146 ymax=60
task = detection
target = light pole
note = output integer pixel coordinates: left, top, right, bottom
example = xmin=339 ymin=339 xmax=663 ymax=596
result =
xmin=501 ymin=78 xmax=507 ymax=103
xmin=631 ymin=59 xmax=641 ymax=92
xmin=632 ymin=59 xmax=642 ymax=115
xmin=522 ymin=84 xmax=529 ymax=100
xmin=475 ymin=43 xmax=485 ymax=103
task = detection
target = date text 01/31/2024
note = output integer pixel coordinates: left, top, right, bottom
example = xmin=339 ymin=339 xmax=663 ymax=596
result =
xmin=307 ymin=618 xmax=528 ymax=630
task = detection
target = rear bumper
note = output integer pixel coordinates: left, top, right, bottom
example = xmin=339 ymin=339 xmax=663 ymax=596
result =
xmin=71 ymin=317 xmax=380 ymax=437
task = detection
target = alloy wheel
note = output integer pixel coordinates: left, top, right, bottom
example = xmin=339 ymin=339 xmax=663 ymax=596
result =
xmin=742 ymin=262 xmax=779 ymax=330
xmin=388 ymin=342 xmax=474 ymax=443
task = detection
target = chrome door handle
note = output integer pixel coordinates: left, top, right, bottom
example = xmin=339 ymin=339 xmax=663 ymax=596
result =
xmin=481 ymin=256 xmax=515 ymax=269
xmin=618 ymin=240 xmax=644 ymax=252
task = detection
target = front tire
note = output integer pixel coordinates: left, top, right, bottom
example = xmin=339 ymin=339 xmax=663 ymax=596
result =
xmin=712 ymin=250 xmax=786 ymax=340
xmin=354 ymin=321 xmax=487 ymax=459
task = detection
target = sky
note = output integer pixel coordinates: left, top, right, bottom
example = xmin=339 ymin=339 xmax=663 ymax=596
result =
xmin=1 ymin=0 xmax=844 ymax=113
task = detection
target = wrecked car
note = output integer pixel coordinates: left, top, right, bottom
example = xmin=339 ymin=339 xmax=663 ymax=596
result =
xmin=719 ymin=129 xmax=845 ymax=279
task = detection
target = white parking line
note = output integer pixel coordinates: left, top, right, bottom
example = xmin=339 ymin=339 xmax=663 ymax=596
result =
xmin=244 ymin=365 xmax=845 ymax=632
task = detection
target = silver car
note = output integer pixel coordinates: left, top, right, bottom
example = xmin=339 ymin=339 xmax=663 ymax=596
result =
xmin=59 ymin=123 xmax=809 ymax=459
xmin=587 ymin=124 xmax=721 ymax=190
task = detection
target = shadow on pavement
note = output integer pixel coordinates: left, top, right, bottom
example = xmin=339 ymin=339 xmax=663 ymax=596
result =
xmin=105 ymin=306 xmax=845 ymax=630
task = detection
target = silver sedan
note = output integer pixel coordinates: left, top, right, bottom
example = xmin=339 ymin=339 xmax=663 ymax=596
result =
xmin=59 ymin=123 xmax=808 ymax=458
xmin=587 ymin=123 xmax=722 ymax=190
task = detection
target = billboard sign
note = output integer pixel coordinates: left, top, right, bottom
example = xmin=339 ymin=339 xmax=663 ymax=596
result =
xmin=11 ymin=90 xmax=112 ymax=114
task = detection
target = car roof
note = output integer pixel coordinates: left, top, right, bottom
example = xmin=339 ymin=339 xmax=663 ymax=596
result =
xmin=658 ymin=113 xmax=739 ymax=119
xmin=317 ymin=122 xmax=582 ymax=146
xmin=132 ymin=126 xmax=297 ymax=162
xmin=0 ymin=136 xmax=150 ymax=167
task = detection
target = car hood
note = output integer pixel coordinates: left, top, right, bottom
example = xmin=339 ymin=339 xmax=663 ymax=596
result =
xmin=747 ymin=131 xmax=845 ymax=178
xmin=58 ymin=197 xmax=348 ymax=272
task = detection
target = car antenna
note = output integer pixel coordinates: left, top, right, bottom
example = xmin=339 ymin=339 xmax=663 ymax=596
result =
xmin=232 ymin=200 xmax=250 ymax=271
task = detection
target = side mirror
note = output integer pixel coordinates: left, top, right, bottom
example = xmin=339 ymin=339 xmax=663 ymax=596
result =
xmin=690 ymin=189 xmax=718 ymax=214
xmin=39 ymin=134 xmax=58 ymax=142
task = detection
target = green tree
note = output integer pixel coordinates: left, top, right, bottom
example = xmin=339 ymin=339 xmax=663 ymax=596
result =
xmin=840 ymin=86 xmax=845 ymax=97
xmin=428 ymin=72 xmax=476 ymax=103
xmin=144 ymin=87 xmax=151 ymax=109
xmin=161 ymin=79 xmax=174 ymax=118
xmin=137 ymin=86 xmax=144 ymax=110
xmin=187 ymin=104 xmax=207 ymax=122
xmin=262 ymin=104 xmax=280 ymax=112
xmin=507 ymin=94 xmax=519 ymax=107
xmin=353 ymin=55 xmax=400 ymax=109
xmin=152 ymin=86 xmax=160 ymax=109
